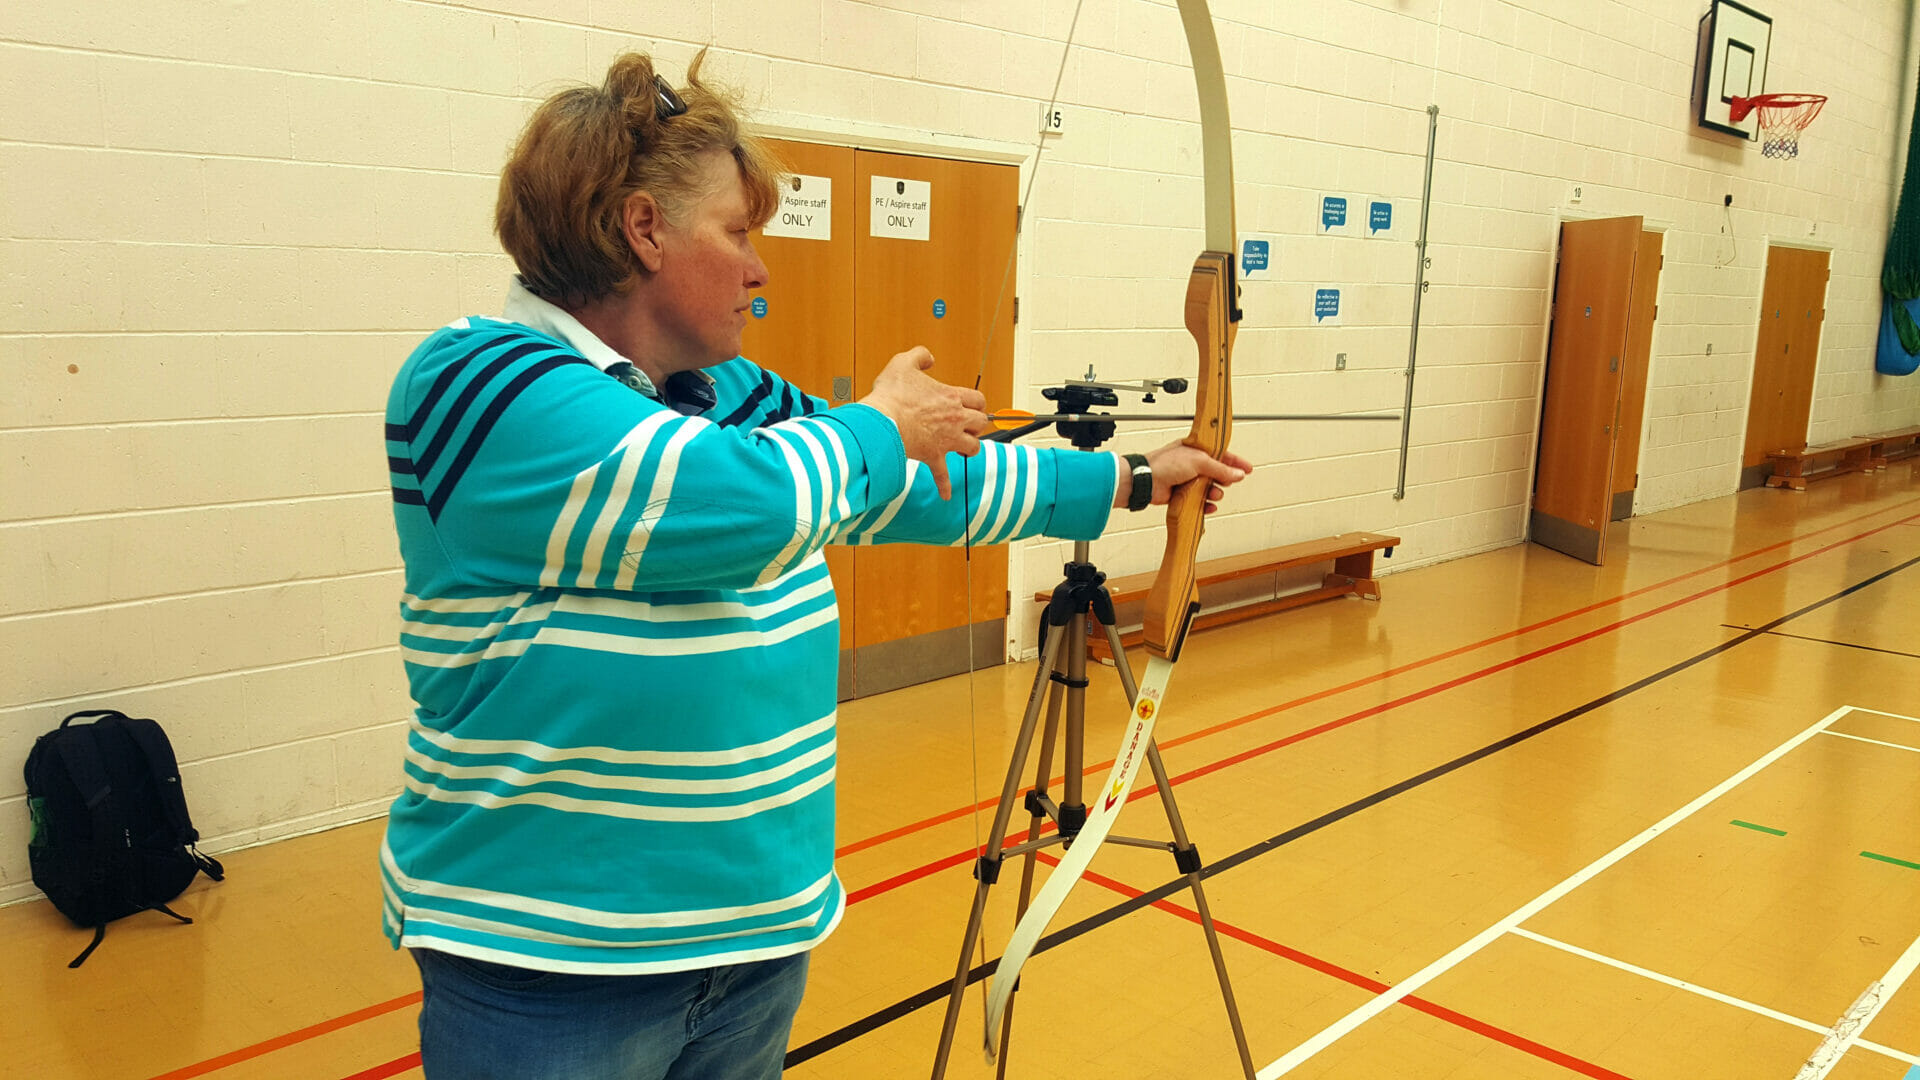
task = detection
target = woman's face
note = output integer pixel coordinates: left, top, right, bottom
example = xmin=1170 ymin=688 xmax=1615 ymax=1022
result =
xmin=648 ymin=148 xmax=770 ymax=371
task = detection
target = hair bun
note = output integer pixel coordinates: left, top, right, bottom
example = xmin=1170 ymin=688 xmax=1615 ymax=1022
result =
xmin=602 ymin=53 xmax=660 ymax=135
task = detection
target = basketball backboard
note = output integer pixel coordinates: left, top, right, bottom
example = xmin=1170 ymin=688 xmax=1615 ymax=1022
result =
xmin=1694 ymin=0 xmax=1773 ymax=139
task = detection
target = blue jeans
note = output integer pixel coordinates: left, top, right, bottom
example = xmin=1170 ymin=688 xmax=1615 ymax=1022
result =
xmin=413 ymin=948 xmax=809 ymax=1080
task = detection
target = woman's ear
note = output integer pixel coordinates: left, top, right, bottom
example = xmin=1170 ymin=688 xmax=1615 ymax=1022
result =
xmin=621 ymin=192 xmax=666 ymax=273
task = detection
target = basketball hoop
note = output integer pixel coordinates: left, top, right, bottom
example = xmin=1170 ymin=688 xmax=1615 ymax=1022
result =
xmin=1728 ymin=94 xmax=1827 ymax=159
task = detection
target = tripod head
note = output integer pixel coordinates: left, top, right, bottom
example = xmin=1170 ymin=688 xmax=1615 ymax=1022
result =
xmin=1036 ymin=369 xmax=1190 ymax=450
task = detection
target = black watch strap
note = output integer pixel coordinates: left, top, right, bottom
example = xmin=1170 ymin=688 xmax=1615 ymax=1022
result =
xmin=1123 ymin=453 xmax=1153 ymax=512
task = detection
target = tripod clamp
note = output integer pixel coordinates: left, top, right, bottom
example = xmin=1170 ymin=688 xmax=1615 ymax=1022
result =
xmin=987 ymin=368 xmax=1190 ymax=448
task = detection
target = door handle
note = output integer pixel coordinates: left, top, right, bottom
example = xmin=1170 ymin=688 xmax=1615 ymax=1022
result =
xmin=1609 ymin=356 xmax=1619 ymax=372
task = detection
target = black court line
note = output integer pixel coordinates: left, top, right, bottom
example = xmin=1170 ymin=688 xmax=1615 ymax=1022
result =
xmin=785 ymin=551 xmax=1920 ymax=1067
xmin=1718 ymin=624 xmax=1920 ymax=660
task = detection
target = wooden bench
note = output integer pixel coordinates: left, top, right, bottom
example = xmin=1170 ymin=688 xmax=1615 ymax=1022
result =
xmin=1036 ymin=532 xmax=1399 ymax=660
xmin=1859 ymin=424 xmax=1920 ymax=468
xmin=1765 ymin=437 xmax=1878 ymax=490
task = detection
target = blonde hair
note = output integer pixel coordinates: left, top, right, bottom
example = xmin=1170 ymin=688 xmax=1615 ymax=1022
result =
xmin=495 ymin=50 xmax=781 ymax=308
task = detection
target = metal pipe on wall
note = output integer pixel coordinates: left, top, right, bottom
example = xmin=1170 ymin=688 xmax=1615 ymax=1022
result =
xmin=1395 ymin=105 xmax=1441 ymax=500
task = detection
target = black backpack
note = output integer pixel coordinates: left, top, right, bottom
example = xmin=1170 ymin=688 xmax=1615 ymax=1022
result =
xmin=23 ymin=709 xmax=225 ymax=967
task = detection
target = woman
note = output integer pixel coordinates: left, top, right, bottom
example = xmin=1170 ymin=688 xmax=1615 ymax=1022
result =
xmin=379 ymin=50 xmax=1249 ymax=1080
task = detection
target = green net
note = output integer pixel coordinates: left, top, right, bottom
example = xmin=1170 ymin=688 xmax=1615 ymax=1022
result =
xmin=1885 ymin=70 xmax=1920 ymax=301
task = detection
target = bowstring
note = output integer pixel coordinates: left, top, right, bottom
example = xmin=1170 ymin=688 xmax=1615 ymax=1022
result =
xmin=962 ymin=0 xmax=1087 ymax=1023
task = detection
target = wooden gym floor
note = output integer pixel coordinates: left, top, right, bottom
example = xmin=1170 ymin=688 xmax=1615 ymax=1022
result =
xmin=4 ymin=464 xmax=1918 ymax=1080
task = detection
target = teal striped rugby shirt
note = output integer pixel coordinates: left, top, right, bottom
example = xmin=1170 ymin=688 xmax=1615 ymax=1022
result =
xmin=380 ymin=306 xmax=1119 ymax=974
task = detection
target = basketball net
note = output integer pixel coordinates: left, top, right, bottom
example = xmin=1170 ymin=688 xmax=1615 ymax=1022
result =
xmin=1730 ymin=94 xmax=1828 ymax=159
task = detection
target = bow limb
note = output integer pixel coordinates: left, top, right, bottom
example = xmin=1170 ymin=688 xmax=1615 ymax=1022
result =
xmin=981 ymin=0 xmax=1237 ymax=1062
xmin=1144 ymin=0 xmax=1238 ymax=665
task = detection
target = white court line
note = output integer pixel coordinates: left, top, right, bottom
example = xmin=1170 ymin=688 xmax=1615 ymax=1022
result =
xmin=1850 ymin=708 xmax=1920 ymax=724
xmin=1509 ymin=928 xmax=1920 ymax=1067
xmin=1823 ymin=731 xmax=1920 ymax=755
xmin=1257 ymin=705 xmax=1855 ymax=1078
xmin=1793 ymin=933 xmax=1920 ymax=1078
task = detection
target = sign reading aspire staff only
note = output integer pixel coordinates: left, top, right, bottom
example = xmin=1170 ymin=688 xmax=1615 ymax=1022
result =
xmin=870 ymin=176 xmax=931 ymax=241
xmin=763 ymin=173 xmax=832 ymax=241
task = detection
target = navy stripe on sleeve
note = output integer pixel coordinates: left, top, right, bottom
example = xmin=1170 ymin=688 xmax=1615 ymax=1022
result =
xmin=425 ymin=357 xmax=583 ymax=518
xmin=414 ymin=341 xmax=561 ymax=476
xmin=716 ymin=371 xmax=776 ymax=429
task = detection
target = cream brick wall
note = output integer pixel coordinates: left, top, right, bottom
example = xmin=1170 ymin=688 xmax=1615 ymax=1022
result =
xmin=5 ymin=0 xmax=1918 ymax=901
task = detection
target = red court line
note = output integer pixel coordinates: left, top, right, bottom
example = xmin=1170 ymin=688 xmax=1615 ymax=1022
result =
xmin=145 ymin=992 xmax=421 ymax=1080
xmin=848 ymin=507 xmax=1920 ymax=907
xmin=835 ymin=495 xmax=1920 ymax=861
xmin=1165 ymin=507 xmax=1920 ymax=789
xmin=1071 ymin=862 xmax=1638 ymax=1079
xmin=339 ymin=1053 xmax=421 ymax=1080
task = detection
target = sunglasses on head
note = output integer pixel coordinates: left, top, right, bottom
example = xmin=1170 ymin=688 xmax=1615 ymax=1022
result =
xmin=654 ymin=75 xmax=687 ymax=121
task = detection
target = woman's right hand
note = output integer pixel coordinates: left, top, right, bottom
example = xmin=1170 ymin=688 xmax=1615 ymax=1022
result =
xmin=858 ymin=347 xmax=992 ymax=500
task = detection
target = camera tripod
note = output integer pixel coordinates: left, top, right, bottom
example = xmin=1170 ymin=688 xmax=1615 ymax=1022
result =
xmin=928 ymin=386 xmax=1255 ymax=1078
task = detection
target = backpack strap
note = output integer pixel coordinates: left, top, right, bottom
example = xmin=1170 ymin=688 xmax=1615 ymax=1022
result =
xmin=68 ymin=926 xmax=106 ymax=969
xmin=116 ymin=716 xmax=225 ymax=881
xmin=61 ymin=708 xmax=129 ymax=728
xmin=116 ymin=716 xmax=195 ymax=843
xmin=47 ymin=725 xmax=119 ymax=849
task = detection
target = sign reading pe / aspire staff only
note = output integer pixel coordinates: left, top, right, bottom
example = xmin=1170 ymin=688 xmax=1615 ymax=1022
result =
xmin=871 ymin=176 xmax=931 ymax=241
xmin=763 ymin=174 xmax=831 ymax=241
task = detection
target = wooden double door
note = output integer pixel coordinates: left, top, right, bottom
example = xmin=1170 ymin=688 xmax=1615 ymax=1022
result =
xmin=1531 ymin=217 xmax=1662 ymax=566
xmin=1740 ymin=245 xmax=1830 ymax=487
xmin=739 ymin=139 xmax=1017 ymax=699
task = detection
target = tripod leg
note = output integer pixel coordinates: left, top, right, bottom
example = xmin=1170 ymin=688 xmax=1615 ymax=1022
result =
xmin=1101 ymin=621 xmax=1256 ymax=1079
xmin=931 ymin=621 xmax=1070 ymax=1080
xmin=1144 ymin=739 xmax=1256 ymax=1079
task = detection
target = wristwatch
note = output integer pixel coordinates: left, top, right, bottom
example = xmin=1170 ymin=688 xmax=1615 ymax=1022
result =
xmin=1122 ymin=453 xmax=1153 ymax=512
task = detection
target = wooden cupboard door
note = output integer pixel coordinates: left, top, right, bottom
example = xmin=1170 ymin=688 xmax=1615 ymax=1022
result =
xmin=849 ymin=150 xmax=1018 ymax=677
xmin=1532 ymin=216 xmax=1640 ymax=565
xmin=742 ymin=139 xmax=858 ymax=650
xmin=1609 ymin=230 xmax=1663 ymax=519
xmin=1743 ymin=246 xmax=1830 ymax=473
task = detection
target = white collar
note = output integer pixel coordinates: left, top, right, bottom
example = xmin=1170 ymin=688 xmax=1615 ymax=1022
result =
xmin=503 ymin=278 xmax=658 ymax=394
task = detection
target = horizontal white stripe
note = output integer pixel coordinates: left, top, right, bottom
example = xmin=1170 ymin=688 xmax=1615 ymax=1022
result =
xmin=406 ymin=739 xmax=834 ymax=797
xmin=556 ymin=573 xmax=832 ymax=624
xmin=533 ymin=603 xmax=836 ymax=658
xmin=396 ymin=901 xmax=841 ymax=977
xmin=401 ymin=636 xmax=533 ymax=669
xmin=403 ymin=591 xmax=527 ymax=614
xmin=403 ymin=901 xmax=830 ymax=951
xmin=382 ymin=840 xmax=834 ymax=929
xmin=411 ymin=713 xmax=835 ymax=769
xmin=400 ymin=575 xmax=834 ymax=667
xmin=404 ymin=764 xmax=834 ymax=822
xmin=402 ymin=600 xmax=555 ymax=643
